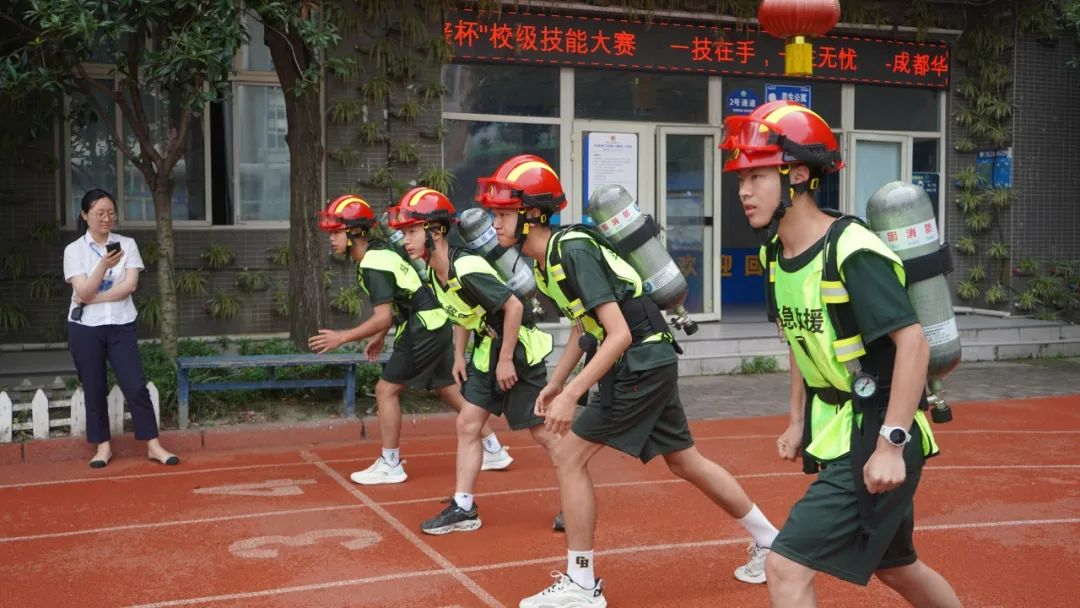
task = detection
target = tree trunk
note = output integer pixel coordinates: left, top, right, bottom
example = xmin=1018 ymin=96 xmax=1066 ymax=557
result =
xmin=284 ymin=87 xmax=327 ymax=349
xmin=265 ymin=26 xmax=327 ymax=350
xmin=152 ymin=180 xmax=179 ymax=359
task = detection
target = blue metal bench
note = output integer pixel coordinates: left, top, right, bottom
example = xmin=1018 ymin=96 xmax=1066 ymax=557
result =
xmin=175 ymin=354 xmax=374 ymax=429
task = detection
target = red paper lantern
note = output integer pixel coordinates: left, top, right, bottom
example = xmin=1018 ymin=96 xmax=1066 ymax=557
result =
xmin=758 ymin=0 xmax=841 ymax=76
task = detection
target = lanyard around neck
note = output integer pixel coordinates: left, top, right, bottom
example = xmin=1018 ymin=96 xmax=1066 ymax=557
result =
xmin=85 ymin=233 xmax=116 ymax=278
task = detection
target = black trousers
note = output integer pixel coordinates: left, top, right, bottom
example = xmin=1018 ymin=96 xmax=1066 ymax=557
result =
xmin=68 ymin=321 xmax=159 ymax=444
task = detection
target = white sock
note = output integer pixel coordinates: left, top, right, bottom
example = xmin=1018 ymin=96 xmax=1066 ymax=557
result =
xmin=567 ymin=550 xmax=595 ymax=589
xmin=382 ymin=448 xmax=400 ymax=467
xmin=737 ymin=504 xmax=779 ymax=548
xmin=481 ymin=433 xmax=502 ymax=454
xmin=453 ymin=492 xmax=474 ymax=511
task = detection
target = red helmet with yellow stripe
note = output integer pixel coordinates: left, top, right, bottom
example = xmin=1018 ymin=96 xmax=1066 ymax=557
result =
xmin=388 ymin=187 xmax=457 ymax=232
xmin=318 ymin=194 xmax=376 ymax=233
xmin=720 ymin=100 xmax=843 ymax=174
xmin=475 ymin=154 xmax=566 ymax=218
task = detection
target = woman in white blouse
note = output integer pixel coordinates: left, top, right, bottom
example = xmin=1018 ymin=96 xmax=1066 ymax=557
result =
xmin=63 ymin=189 xmax=179 ymax=468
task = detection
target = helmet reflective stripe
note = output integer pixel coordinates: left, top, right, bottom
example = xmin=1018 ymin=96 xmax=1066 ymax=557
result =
xmin=762 ymin=104 xmax=826 ymax=128
xmin=406 ymin=188 xmax=439 ymax=207
xmin=507 ymin=160 xmax=557 ymax=183
xmin=333 ymin=196 xmax=368 ymax=214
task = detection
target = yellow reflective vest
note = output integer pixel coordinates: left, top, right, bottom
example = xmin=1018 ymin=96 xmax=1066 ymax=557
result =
xmin=763 ymin=222 xmax=939 ymax=462
xmin=429 ymin=250 xmax=552 ymax=373
xmin=358 ymin=242 xmax=447 ymax=335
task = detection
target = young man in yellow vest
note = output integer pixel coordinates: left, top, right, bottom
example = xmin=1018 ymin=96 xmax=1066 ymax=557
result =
xmin=721 ymin=101 xmax=961 ymax=607
xmin=389 ymin=187 xmax=563 ymax=534
xmin=477 ymin=156 xmax=780 ymax=607
xmin=309 ymin=195 xmax=506 ymax=485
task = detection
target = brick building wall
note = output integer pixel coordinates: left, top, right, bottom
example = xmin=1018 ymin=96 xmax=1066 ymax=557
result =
xmin=1010 ymin=30 xmax=1080 ymax=271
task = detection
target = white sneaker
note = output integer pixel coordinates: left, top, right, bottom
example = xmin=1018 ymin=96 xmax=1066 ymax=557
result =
xmin=481 ymin=446 xmax=514 ymax=471
xmin=519 ymin=572 xmax=606 ymax=608
xmin=349 ymin=457 xmax=407 ymax=485
xmin=733 ymin=541 xmax=769 ymax=584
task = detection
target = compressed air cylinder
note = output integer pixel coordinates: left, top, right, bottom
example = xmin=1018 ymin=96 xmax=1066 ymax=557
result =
xmin=867 ymin=181 xmax=961 ymax=422
xmin=458 ymin=207 xmax=542 ymax=311
xmin=378 ymin=211 xmax=427 ymax=276
xmin=587 ymin=184 xmax=698 ymax=334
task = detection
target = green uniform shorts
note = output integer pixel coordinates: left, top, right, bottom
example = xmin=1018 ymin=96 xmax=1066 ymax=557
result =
xmin=572 ymin=360 xmax=694 ymax=463
xmin=771 ymin=423 xmax=927 ymax=585
xmin=463 ymin=341 xmax=546 ymax=431
xmin=381 ymin=321 xmax=455 ymax=390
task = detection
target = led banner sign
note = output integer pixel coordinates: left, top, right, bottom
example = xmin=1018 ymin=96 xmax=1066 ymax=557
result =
xmin=446 ymin=8 xmax=950 ymax=89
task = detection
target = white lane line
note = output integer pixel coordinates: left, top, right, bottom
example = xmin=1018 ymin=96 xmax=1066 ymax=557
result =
xmin=124 ymin=568 xmax=448 ymax=608
xmin=378 ymin=464 xmax=1080 ymax=507
xmin=124 ymin=517 xmax=1080 ymax=607
xmin=917 ymin=518 xmax=1080 ymax=531
xmin=0 ymin=504 xmax=363 ymax=543
xmin=6 ymin=464 xmax=1077 ymax=544
xmin=0 ymin=460 xmax=319 ymax=490
xmin=932 ymin=430 xmax=1080 ymax=435
xmin=302 ymin=450 xmax=503 ymax=608
xmin=4 ymin=428 xmax=1076 ymax=491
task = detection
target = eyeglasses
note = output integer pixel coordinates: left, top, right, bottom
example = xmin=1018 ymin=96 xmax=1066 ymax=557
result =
xmin=89 ymin=211 xmax=117 ymax=220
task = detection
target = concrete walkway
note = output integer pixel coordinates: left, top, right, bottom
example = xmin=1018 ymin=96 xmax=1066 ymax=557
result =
xmin=679 ymin=356 xmax=1080 ymax=420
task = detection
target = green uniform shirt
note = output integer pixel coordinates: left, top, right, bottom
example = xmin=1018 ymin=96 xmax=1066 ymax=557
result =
xmin=359 ymin=266 xmax=397 ymax=307
xmin=558 ymin=239 xmax=675 ymax=371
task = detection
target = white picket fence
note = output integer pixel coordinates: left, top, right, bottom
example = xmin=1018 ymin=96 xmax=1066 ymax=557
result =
xmin=0 ymin=383 xmax=160 ymax=443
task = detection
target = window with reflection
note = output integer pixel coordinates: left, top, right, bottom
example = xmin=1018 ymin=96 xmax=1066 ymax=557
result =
xmin=443 ymin=64 xmax=559 ymax=117
xmin=575 ymin=69 xmax=707 ymax=123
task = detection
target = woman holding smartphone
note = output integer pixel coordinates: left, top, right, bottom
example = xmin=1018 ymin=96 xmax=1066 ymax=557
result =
xmin=63 ymin=189 xmax=179 ymax=468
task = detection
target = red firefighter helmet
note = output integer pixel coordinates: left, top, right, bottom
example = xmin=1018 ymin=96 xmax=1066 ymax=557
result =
xmin=318 ymin=194 xmax=376 ymax=232
xmin=720 ymin=100 xmax=843 ymax=173
xmin=388 ymin=187 xmax=457 ymax=231
xmin=474 ymin=154 xmax=566 ymax=215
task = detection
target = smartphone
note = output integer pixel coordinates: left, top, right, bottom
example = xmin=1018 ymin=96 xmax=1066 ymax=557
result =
xmin=106 ymin=242 xmax=122 ymax=254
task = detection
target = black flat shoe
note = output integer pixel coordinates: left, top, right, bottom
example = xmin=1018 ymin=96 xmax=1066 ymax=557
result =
xmin=149 ymin=454 xmax=180 ymax=465
xmin=89 ymin=453 xmax=111 ymax=469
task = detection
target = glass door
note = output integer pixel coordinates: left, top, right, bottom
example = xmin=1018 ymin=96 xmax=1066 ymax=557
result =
xmin=657 ymin=127 xmax=721 ymax=318
xmin=847 ymin=134 xmax=911 ymax=218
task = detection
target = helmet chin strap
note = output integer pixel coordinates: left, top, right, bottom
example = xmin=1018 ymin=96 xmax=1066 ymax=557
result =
xmin=345 ymin=226 xmax=371 ymax=255
xmin=515 ymin=207 xmax=553 ymax=246
xmin=770 ymin=164 xmax=820 ymax=236
xmin=423 ymin=224 xmax=448 ymax=262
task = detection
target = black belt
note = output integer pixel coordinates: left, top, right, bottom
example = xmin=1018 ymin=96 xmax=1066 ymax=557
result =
xmin=806 ymin=385 xmax=852 ymax=406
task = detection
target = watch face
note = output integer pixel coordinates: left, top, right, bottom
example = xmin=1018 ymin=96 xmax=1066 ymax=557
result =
xmin=889 ymin=428 xmax=907 ymax=445
xmin=853 ymin=374 xmax=877 ymax=398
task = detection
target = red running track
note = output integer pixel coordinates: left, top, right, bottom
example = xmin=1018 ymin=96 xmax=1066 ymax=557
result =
xmin=1 ymin=395 xmax=1077 ymax=607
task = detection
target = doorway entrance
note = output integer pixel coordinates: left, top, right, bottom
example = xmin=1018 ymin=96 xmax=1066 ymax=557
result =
xmin=570 ymin=120 xmax=722 ymax=319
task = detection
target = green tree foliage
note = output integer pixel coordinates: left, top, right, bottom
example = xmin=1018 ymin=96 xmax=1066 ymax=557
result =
xmin=1 ymin=0 xmax=245 ymax=357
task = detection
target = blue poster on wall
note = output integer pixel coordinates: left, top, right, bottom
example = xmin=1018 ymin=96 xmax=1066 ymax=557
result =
xmin=975 ymin=148 xmax=1012 ymax=189
xmin=993 ymin=148 xmax=1013 ymax=189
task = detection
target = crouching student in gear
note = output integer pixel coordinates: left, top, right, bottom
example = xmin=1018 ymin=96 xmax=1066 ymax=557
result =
xmin=477 ymin=155 xmax=781 ymax=608
xmin=308 ymin=194 xmax=506 ymax=485
xmin=720 ymin=100 xmax=962 ymax=608
xmin=390 ymin=187 xmax=564 ymax=534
